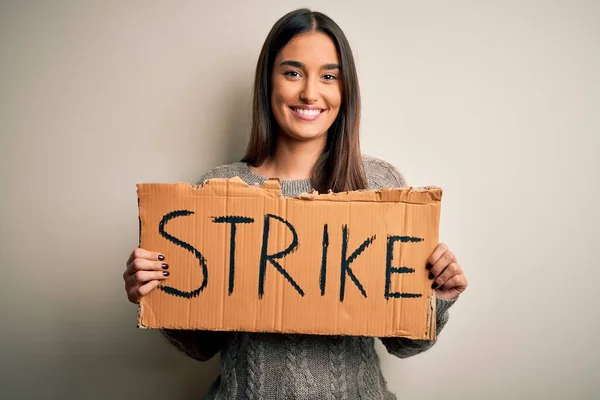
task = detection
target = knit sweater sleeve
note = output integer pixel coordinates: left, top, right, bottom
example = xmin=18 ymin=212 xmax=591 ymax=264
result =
xmin=159 ymin=166 xmax=236 ymax=362
xmin=362 ymin=155 xmax=459 ymax=358
xmin=380 ymin=297 xmax=457 ymax=358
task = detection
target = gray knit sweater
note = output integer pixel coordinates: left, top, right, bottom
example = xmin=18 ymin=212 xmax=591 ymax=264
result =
xmin=161 ymin=155 xmax=457 ymax=399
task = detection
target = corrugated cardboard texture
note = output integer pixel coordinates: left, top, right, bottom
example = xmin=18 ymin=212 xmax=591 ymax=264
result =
xmin=136 ymin=178 xmax=442 ymax=339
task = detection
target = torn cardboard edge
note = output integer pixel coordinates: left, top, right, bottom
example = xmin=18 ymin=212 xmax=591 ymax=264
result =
xmin=137 ymin=176 xmax=442 ymax=202
xmin=136 ymin=177 xmax=442 ymax=339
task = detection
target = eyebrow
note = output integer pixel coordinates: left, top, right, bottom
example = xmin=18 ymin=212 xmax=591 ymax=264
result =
xmin=279 ymin=60 xmax=341 ymax=70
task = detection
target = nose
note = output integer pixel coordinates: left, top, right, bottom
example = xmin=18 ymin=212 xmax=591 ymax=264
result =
xmin=300 ymin=78 xmax=318 ymax=103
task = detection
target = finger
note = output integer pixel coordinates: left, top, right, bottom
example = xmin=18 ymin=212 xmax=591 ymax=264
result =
xmin=437 ymin=274 xmax=467 ymax=294
xmin=431 ymin=262 xmax=461 ymax=289
xmin=126 ymin=248 xmax=165 ymax=267
xmin=127 ymin=280 xmax=162 ymax=304
xmin=426 ymin=243 xmax=449 ymax=268
xmin=126 ymin=249 xmax=136 ymax=266
xmin=128 ymin=270 xmax=170 ymax=286
xmin=126 ymin=257 xmax=169 ymax=276
xmin=429 ymin=248 xmax=457 ymax=278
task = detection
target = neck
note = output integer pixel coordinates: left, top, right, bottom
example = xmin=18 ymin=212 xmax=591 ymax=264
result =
xmin=256 ymin=134 xmax=326 ymax=180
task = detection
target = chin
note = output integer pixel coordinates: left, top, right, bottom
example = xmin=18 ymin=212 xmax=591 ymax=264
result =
xmin=282 ymin=117 xmax=332 ymax=142
xmin=283 ymin=128 xmax=327 ymax=142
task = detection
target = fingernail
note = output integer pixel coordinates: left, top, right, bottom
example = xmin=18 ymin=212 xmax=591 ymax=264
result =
xmin=432 ymin=282 xmax=438 ymax=289
xmin=425 ymin=263 xmax=432 ymax=270
xmin=162 ymin=263 xmax=169 ymax=270
xmin=158 ymin=254 xmax=165 ymax=261
xmin=428 ymin=272 xmax=434 ymax=280
xmin=163 ymin=271 xmax=170 ymax=277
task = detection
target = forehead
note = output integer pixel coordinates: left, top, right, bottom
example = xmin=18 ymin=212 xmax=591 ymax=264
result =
xmin=276 ymin=31 xmax=339 ymax=65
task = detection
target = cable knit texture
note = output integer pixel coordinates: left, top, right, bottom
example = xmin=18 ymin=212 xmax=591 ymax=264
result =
xmin=328 ymin=336 xmax=348 ymax=400
xmin=245 ymin=333 xmax=266 ymax=399
xmin=161 ymin=155 xmax=459 ymax=399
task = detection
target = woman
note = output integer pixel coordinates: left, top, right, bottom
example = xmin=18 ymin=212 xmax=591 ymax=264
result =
xmin=123 ymin=8 xmax=467 ymax=399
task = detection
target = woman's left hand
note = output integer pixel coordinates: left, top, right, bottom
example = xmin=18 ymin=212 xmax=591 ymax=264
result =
xmin=427 ymin=243 xmax=468 ymax=301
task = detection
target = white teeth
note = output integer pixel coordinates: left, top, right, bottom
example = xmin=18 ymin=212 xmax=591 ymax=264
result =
xmin=293 ymin=108 xmax=322 ymax=116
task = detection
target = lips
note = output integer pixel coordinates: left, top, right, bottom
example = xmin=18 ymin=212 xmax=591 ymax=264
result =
xmin=289 ymin=106 xmax=325 ymax=121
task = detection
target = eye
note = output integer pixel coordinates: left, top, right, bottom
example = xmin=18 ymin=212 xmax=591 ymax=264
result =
xmin=284 ymin=70 xmax=302 ymax=78
xmin=323 ymin=74 xmax=338 ymax=81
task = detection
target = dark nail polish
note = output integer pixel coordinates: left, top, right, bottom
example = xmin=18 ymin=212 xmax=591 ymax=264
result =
xmin=158 ymin=254 xmax=165 ymax=261
xmin=162 ymin=263 xmax=169 ymax=270
xmin=432 ymin=282 xmax=438 ymax=289
xmin=426 ymin=263 xmax=432 ymax=270
xmin=163 ymin=271 xmax=170 ymax=277
xmin=428 ymin=272 xmax=434 ymax=280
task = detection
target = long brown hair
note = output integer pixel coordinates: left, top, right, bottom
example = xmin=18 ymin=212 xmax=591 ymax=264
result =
xmin=241 ymin=9 xmax=367 ymax=193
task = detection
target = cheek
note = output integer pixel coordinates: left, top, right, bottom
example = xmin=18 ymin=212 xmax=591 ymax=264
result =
xmin=270 ymin=90 xmax=287 ymax=120
xmin=326 ymin=87 xmax=342 ymax=111
xmin=272 ymin=78 xmax=296 ymax=107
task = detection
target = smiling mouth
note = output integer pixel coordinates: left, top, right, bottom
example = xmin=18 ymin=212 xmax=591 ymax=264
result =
xmin=289 ymin=107 xmax=325 ymax=121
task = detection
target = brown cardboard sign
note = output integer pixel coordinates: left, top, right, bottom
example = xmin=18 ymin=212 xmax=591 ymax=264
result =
xmin=136 ymin=177 xmax=442 ymax=339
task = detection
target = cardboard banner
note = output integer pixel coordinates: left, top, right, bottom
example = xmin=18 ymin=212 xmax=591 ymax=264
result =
xmin=136 ymin=177 xmax=442 ymax=339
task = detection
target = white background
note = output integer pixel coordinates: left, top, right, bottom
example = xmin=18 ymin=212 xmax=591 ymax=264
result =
xmin=0 ymin=1 xmax=598 ymax=398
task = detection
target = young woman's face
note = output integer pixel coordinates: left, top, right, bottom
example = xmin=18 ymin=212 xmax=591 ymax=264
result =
xmin=271 ymin=31 xmax=342 ymax=142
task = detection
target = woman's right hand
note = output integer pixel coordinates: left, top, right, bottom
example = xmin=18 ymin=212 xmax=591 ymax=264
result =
xmin=124 ymin=248 xmax=170 ymax=304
